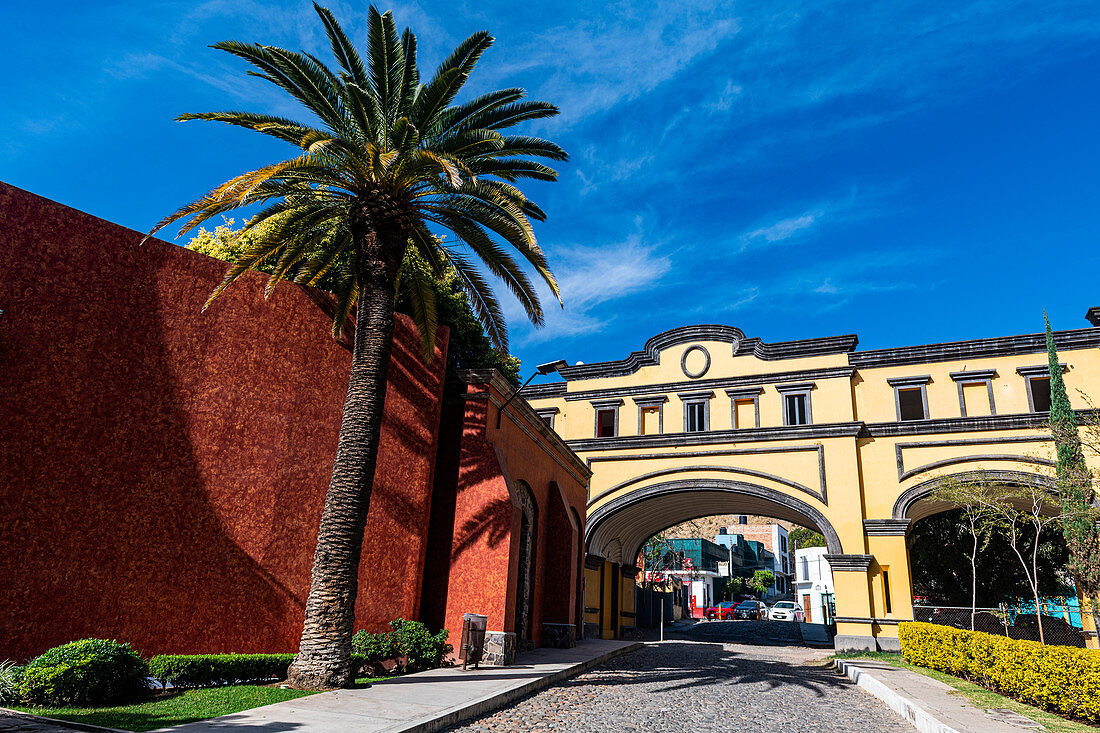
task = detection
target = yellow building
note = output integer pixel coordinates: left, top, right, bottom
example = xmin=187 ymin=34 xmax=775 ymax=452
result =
xmin=523 ymin=310 xmax=1100 ymax=651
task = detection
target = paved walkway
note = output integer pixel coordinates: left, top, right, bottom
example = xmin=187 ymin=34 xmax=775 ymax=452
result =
xmin=158 ymin=639 xmax=637 ymax=733
xmin=445 ymin=640 xmax=913 ymax=733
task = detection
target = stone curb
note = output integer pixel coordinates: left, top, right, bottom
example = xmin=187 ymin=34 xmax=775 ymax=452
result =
xmin=379 ymin=642 xmax=642 ymax=733
xmin=833 ymin=660 xmax=958 ymax=733
xmin=0 ymin=707 xmax=130 ymax=733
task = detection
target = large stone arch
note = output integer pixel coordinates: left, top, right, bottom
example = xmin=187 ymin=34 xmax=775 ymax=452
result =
xmin=585 ymin=478 xmax=844 ymax=563
xmin=893 ymin=469 xmax=1058 ymax=522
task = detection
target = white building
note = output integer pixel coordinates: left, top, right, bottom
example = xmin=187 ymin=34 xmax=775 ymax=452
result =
xmin=795 ymin=547 xmax=835 ymax=624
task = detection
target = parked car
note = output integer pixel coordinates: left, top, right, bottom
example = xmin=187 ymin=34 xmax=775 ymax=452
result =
xmin=734 ymin=600 xmax=768 ymax=620
xmin=705 ymin=601 xmax=736 ymax=620
xmin=768 ymin=601 xmax=805 ymax=622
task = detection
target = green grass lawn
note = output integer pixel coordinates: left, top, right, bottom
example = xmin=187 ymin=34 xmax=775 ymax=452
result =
xmin=13 ymin=684 xmax=315 ymax=731
xmin=830 ymin=652 xmax=1100 ymax=733
xmin=12 ymin=677 xmax=392 ymax=732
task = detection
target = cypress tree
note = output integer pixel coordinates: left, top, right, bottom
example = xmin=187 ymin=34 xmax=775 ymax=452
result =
xmin=1045 ymin=313 xmax=1100 ymax=606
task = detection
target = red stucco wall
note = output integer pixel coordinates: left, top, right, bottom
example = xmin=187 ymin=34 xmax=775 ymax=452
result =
xmin=0 ymin=183 xmax=447 ymax=660
xmin=442 ymin=374 xmax=588 ymax=648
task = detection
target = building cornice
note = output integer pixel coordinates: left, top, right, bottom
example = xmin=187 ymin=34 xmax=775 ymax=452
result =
xmin=860 ymin=409 xmax=1099 ymax=438
xmin=550 ymin=366 xmax=855 ymax=404
xmin=566 ymin=421 xmax=865 ymax=452
xmin=824 ymin=554 xmax=874 ymax=571
xmin=863 ymin=519 xmax=911 ymax=536
xmin=849 ymin=327 xmax=1100 ymax=369
xmin=551 ymin=325 xmax=858 ymax=382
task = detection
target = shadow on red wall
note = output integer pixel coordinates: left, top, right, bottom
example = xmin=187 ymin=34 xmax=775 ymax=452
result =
xmin=0 ymin=183 xmax=447 ymax=660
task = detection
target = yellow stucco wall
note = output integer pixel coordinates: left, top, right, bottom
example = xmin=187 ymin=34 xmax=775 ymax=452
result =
xmin=529 ymin=320 xmax=1100 ymax=648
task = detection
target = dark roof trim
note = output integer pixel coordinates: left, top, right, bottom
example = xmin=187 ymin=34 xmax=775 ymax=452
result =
xmin=676 ymin=390 xmax=715 ymax=401
xmin=1087 ymin=307 xmax=1100 ymax=327
xmin=860 ymin=409 xmax=1099 ymax=437
xmin=850 ymin=327 xmax=1100 ymax=368
xmin=949 ymin=369 xmax=997 ymax=382
xmin=554 ymin=325 xmax=858 ymax=381
xmin=1017 ymin=364 xmax=1067 ymax=377
xmin=521 ymin=381 xmax=567 ymax=399
xmin=566 ymin=421 xmax=865 ymax=451
xmin=555 ymin=366 xmax=855 ymax=403
xmin=886 ymin=375 xmax=931 ymax=387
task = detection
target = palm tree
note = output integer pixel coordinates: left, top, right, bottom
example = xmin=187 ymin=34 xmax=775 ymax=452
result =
xmin=147 ymin=3 xmax=565 ymax=689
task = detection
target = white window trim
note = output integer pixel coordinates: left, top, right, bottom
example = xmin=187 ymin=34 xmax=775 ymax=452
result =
xmin=887 ymin=375 xmax=931 ymax=422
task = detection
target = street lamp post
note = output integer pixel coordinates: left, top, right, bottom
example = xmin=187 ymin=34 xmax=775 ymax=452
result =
xmin=495 ymin=359 xmax=568 ymax=429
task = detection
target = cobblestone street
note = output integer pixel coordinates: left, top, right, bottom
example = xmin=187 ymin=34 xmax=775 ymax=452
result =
xmin=447 ymin=639 xmax=911 ymax=733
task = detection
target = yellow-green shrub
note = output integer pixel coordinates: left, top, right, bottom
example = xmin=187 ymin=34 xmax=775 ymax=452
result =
xmin=899 ymin=622 xmax=1100 ymax=723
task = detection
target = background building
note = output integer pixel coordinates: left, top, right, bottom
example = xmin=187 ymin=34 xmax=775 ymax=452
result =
xmin=795 ymin=547 xmax=835 ymax=625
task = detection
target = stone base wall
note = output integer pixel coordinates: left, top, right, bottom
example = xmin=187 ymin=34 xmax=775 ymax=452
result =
xmin=542 ymin=623 xmax=577 ymax=648
xmin=483 ymin=631 xmax=516 ymax=666
xmin=583 ymin=622 xmax=600 ymax=640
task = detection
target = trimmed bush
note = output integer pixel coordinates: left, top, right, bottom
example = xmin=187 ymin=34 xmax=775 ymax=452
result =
xmin=17 ymin=639 xmax=148 ymax=706
xmin=352 ymin=619 xmax=452 ymax=675
xmin=147 ymin=653 xmax=368 ymax=688
xmin=899 ymin=621 xmax=1100 ymax=723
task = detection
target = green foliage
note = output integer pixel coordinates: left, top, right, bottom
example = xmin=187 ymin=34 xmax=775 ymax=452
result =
xmin=1045 ymin=314 xmax=1100 ymax=601
xmin=0 ymin=661 xmax=23 ymax=705
xmin=188 ymin=225 xmax=522 ymax=384
xmin=151 ymin=3 xmax=566 ymax=357
xmin=910 ymin=508 xmax=1072 ymax=605
xmin=725 ymin=576 xmax=746 ymax=597
xmin=351 ymin=619 xmax=451 ymax=675
xmin=789 ymin=527 xmax=825 ymax=549
xmin=12 ymin=684 xmax=316 ymax=732
xmin=900 ymin=622 xmax=1100 ymax=723
xmin=147 ymin=653 xmax=369 ymax=688
xmin=17 ymin=639 xmax=148 ymax=707
xmin=749 ymin=570 xmax=775 ymax=596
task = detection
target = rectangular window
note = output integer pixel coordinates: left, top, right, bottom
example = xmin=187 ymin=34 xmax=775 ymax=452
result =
xmin=685 ymin=402 xmax=707 ymax=432
xmin=734 ymin=398 xmax=756 ymax=428
xmin=1029 ymin=377 xmax=1052 ymax=412
xmin=882 ymin=569 xmax=892 ymax=614
xmin=640 ymin=406 xmax=660 ymax=435
xmin=596 ymin=408 xmax=616 ymax=437
xmin=961 ymin=382 xmax=991 ymax=417
xmin=784 ymin=394 xmax=809 ymax=425
xmin=897 ymin=387 xmax=926 ymax=420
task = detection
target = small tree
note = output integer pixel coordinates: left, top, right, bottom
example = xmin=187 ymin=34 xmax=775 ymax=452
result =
xmin=1044 ymin=315 xmax=1100 ymax=611
xmin=725 ymin=576 xmax=746 ymax=598
xmin=930 ymin=474 xmax=999 ymax=630
xmin=749 ymin=569 xmax=775 ymax=598
xmin=789 ymin=526 xmax=826 ymax=549
xmin=976 ymin=474 xmax=1079 ymax=644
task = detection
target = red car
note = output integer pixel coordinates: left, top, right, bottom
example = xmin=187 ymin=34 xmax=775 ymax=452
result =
xmin=704 ymin=601 xmax=736 ymax=620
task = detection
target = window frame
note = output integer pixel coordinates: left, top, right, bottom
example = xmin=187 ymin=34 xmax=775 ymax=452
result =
xmin=590 ymin=398 xmax=623 ymax=438
xmin=776 ymin=382 xmax=814 ymax=426
xmin=1017 ymin=364 xmax=1066 ymax=414
xmin=632 ymin=395 xmax=667 ymax=435
xmin=887 ymin=375 xmax=931 ymax=422
xmin=534 ymin=407 xmax=559 ymax=430
xmin=677 ymin=390 xmax=714 ymax=433
xmin=726 ymin=386 xmax=762 ymax=428
xmin=949 ymin=368 xmax=996 ymax=417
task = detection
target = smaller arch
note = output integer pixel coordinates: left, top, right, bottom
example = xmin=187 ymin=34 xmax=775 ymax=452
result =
xmin=893 ymin=469 xmax=1057 ymax=522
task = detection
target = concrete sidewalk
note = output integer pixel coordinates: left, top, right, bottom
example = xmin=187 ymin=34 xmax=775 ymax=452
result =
xmin=835 ymin=659 xmax=1042 ymax=732
xmin=158 ymin=639 xmax=638 ymax=733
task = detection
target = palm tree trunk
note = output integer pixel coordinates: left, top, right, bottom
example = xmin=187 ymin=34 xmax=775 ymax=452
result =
xmin=287 ymin=221 xmax=404 ymax=690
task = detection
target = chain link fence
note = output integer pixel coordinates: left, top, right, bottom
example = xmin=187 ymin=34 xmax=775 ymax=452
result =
xmin=913 ymin=603 xmax=1098 ymax=648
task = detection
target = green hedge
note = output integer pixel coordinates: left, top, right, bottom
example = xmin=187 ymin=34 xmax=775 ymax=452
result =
xmin=899 ymin=621 xmax=1100 ymax=723
xmin=148 ymin=653 xmax=367 ymax=688
xmin=16 ymin=639 xmax=148 ymax=706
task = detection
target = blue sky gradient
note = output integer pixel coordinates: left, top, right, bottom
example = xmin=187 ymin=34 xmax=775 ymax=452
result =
xmin=4 ymin=1 xmax=1100 ymax=377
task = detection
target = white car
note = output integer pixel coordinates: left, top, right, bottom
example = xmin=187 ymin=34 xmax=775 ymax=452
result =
xmin=768 ymin=601 xmax=805 ymax=622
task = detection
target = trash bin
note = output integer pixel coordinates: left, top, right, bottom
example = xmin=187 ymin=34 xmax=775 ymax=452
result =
xmin=460 ymin=613 xmax=488 ymax=670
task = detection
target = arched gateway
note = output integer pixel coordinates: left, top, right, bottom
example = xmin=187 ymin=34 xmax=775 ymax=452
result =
xmin=523 ymin=317 xmax=1100 ymax=651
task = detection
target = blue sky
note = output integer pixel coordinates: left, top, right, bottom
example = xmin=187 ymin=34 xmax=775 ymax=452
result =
xmin=4 ymin=1 xmax=1100 ymax=377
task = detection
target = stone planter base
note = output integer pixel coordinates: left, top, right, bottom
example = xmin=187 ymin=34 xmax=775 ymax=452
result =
xmin=542 ymin=622 xmax=577 ymax=648
xmin=483 ymin=631 xmax=516 ymax=666
xmin=583 ymin=621 xmax=600 ymax=640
